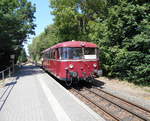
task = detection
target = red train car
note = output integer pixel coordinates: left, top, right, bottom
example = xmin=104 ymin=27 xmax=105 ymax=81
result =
xmin=42 ymin=41 xmax=102 ymax=85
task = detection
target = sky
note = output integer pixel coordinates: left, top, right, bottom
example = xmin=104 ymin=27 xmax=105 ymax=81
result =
xmin=24 ymin=0 xmax=54 ymax=55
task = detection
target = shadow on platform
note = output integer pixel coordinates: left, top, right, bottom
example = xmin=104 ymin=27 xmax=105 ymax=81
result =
xmin=5 ymin=81 xmax=17 ymax=87
xmin=0 ymin=80 xmax=17 ymax=111
xmin=15 ymin=65 xmax=44 ymax=79
xmin=0 ymin=65 xmax=43 ymax=111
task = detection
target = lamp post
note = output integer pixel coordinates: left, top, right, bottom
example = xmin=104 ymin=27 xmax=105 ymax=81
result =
xmin=10 ymin=54 xmax=15 ymax=73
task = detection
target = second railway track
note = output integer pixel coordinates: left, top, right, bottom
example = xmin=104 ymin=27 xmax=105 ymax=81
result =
xmin=69 ymin=87 xmax=150 ymax=121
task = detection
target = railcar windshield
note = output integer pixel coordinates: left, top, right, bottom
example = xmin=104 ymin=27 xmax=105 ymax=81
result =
xmin=60 ymin=47 xmax=99 ymax=60
xmin=60 ymin=47 xmax=82 ymax=59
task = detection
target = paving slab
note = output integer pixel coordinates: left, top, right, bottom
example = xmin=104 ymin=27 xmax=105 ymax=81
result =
xmin=0 ymin=65 xmax=105 ymax=121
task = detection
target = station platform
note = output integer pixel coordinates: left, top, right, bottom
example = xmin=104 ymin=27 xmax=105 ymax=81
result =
xmin=0 ymin=65 xmax=105 ymax=121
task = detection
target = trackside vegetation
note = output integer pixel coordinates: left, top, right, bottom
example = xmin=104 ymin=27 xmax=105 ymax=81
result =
xmin=28 ymin=0 xmax=150 ymax=86
xmin=0 ymin=0 xmax=36 ymax=70
xmin=18 ymin=48 xmax=28 ymax=63
xmin=28 ymin=25 xmax=59 ymax=61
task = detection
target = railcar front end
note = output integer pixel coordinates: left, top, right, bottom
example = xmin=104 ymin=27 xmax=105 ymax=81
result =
xmin=58 ymin=47 xmax=102 ymax=82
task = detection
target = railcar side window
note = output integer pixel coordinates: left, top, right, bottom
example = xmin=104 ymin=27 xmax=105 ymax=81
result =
xmin=55 ymin=49 xmax=59 ymax=59
xmin=58 ymin=48 xmax=62 ymax=59
xmin=46 ymin=52 xmax=48 ymax=59
xmin=49 ymin=50 xmax=51 ymax=59
xmin=84 ymin=48 xmax=95 ymax=55
xmin=50 ymin=50 xmax=53 ymax=59
xmin=48 ymin=51 xmax=50 ymax=59
xmin=52 ymin=49 xmax=55 ymax=59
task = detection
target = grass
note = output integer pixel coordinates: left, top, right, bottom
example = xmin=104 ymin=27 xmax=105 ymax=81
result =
xmin=133 ymin=81 xmax=150 ymax=87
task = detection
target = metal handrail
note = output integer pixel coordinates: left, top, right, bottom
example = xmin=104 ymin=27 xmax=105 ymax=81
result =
xmin=0 ymin=65 xmax=13 ymax=81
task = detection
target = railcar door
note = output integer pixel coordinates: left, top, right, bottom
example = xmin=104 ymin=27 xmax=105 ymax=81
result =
xmin=55 ymin=48 xmax=61 ymax=77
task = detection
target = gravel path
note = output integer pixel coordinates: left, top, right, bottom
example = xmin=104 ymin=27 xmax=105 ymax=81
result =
xmin=94 ymin=77 xmax=150 ymax=110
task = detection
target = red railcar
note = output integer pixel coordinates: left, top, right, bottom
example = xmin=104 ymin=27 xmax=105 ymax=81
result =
xmin=42 ymin=41 xmax=102 ymax=85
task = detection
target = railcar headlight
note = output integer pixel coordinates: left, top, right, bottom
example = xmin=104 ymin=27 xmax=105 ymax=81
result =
xmin=69 ymin=71 xmax=78 ymax=77
xmin=69 ymin=64 xmax=74 ymax=69
xmin=93 ymin=64 xmax=97 ymax=68
xmin=72 ymin=72 xmax=78 ymax=77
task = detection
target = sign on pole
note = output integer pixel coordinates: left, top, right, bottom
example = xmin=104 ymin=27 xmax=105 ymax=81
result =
xmin=10 ymin=54 xmax=15 ymax=59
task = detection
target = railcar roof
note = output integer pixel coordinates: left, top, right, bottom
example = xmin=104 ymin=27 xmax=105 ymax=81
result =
xmin=52 ymin=41 xmax=97 ymax=48
xmin=41 ymin=48 xmax=50 ymax=53
xmin=42 ymin=41 xmax=97 ymax=53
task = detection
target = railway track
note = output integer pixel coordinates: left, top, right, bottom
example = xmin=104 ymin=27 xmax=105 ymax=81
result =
xmin=70 ymin=87 xmax=150 ymax=121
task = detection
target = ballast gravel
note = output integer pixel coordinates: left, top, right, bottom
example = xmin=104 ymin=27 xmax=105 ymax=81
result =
xmin=94 ymin=77 xmax=150 ymax=110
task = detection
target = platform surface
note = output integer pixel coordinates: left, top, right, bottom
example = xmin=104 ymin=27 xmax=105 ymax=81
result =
xmin=0 ymin=65 xmax=105 ymax=121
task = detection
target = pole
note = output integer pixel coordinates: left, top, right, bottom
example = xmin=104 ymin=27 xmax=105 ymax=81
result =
xmin=13 ymin=59 xmax=14 ymax=73
xmin=9 ymin=67 xmax=11 ymax=77
xmin=2 ymin=71 xmax=4 ymax=80
xmin=10 ymin=54 xmax=15 ymax=74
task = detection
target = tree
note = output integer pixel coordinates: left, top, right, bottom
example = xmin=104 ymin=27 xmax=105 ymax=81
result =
xmin=0 ymin=0 xmax=36 ymax=70
xmin=50 ymin=0 xmax=105 ymax=41
xmin=18 ymin=48 xmax=28 ymax=63
xmin=28 ymin=25 xmax=58 ymax=61
xmin=87 ymin=0 xmax=150 ymax=84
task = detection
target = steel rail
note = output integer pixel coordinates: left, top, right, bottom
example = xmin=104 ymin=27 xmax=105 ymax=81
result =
xmin=86 ymin=88 xmax=150 ymax=121
xmin=71 ymin=88 xmax=121 ymax=121
xmin=95 ymin=87 xmax=150 ymax=113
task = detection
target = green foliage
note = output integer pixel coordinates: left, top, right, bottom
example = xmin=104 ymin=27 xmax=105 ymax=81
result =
xmin=95 ymin=1 xmax=150 ymax=84
xmin=49 ymin=0 xmax=108 ymax=41
xmin=0 ymin=0 xmax=36 ymax=70
xmin=18 ymin=48 xmax=28 ymax=63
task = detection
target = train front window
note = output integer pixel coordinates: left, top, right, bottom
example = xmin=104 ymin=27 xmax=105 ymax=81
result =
xmin=84 ymin=48 xmax=97 ymax=59
xmin=68 ymin=48 xmax=83 ymax=59
xmin=60 ymin=48 xmax=68 ymax=60
xmin=60 ymin=47 xmax=83 ymax=60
